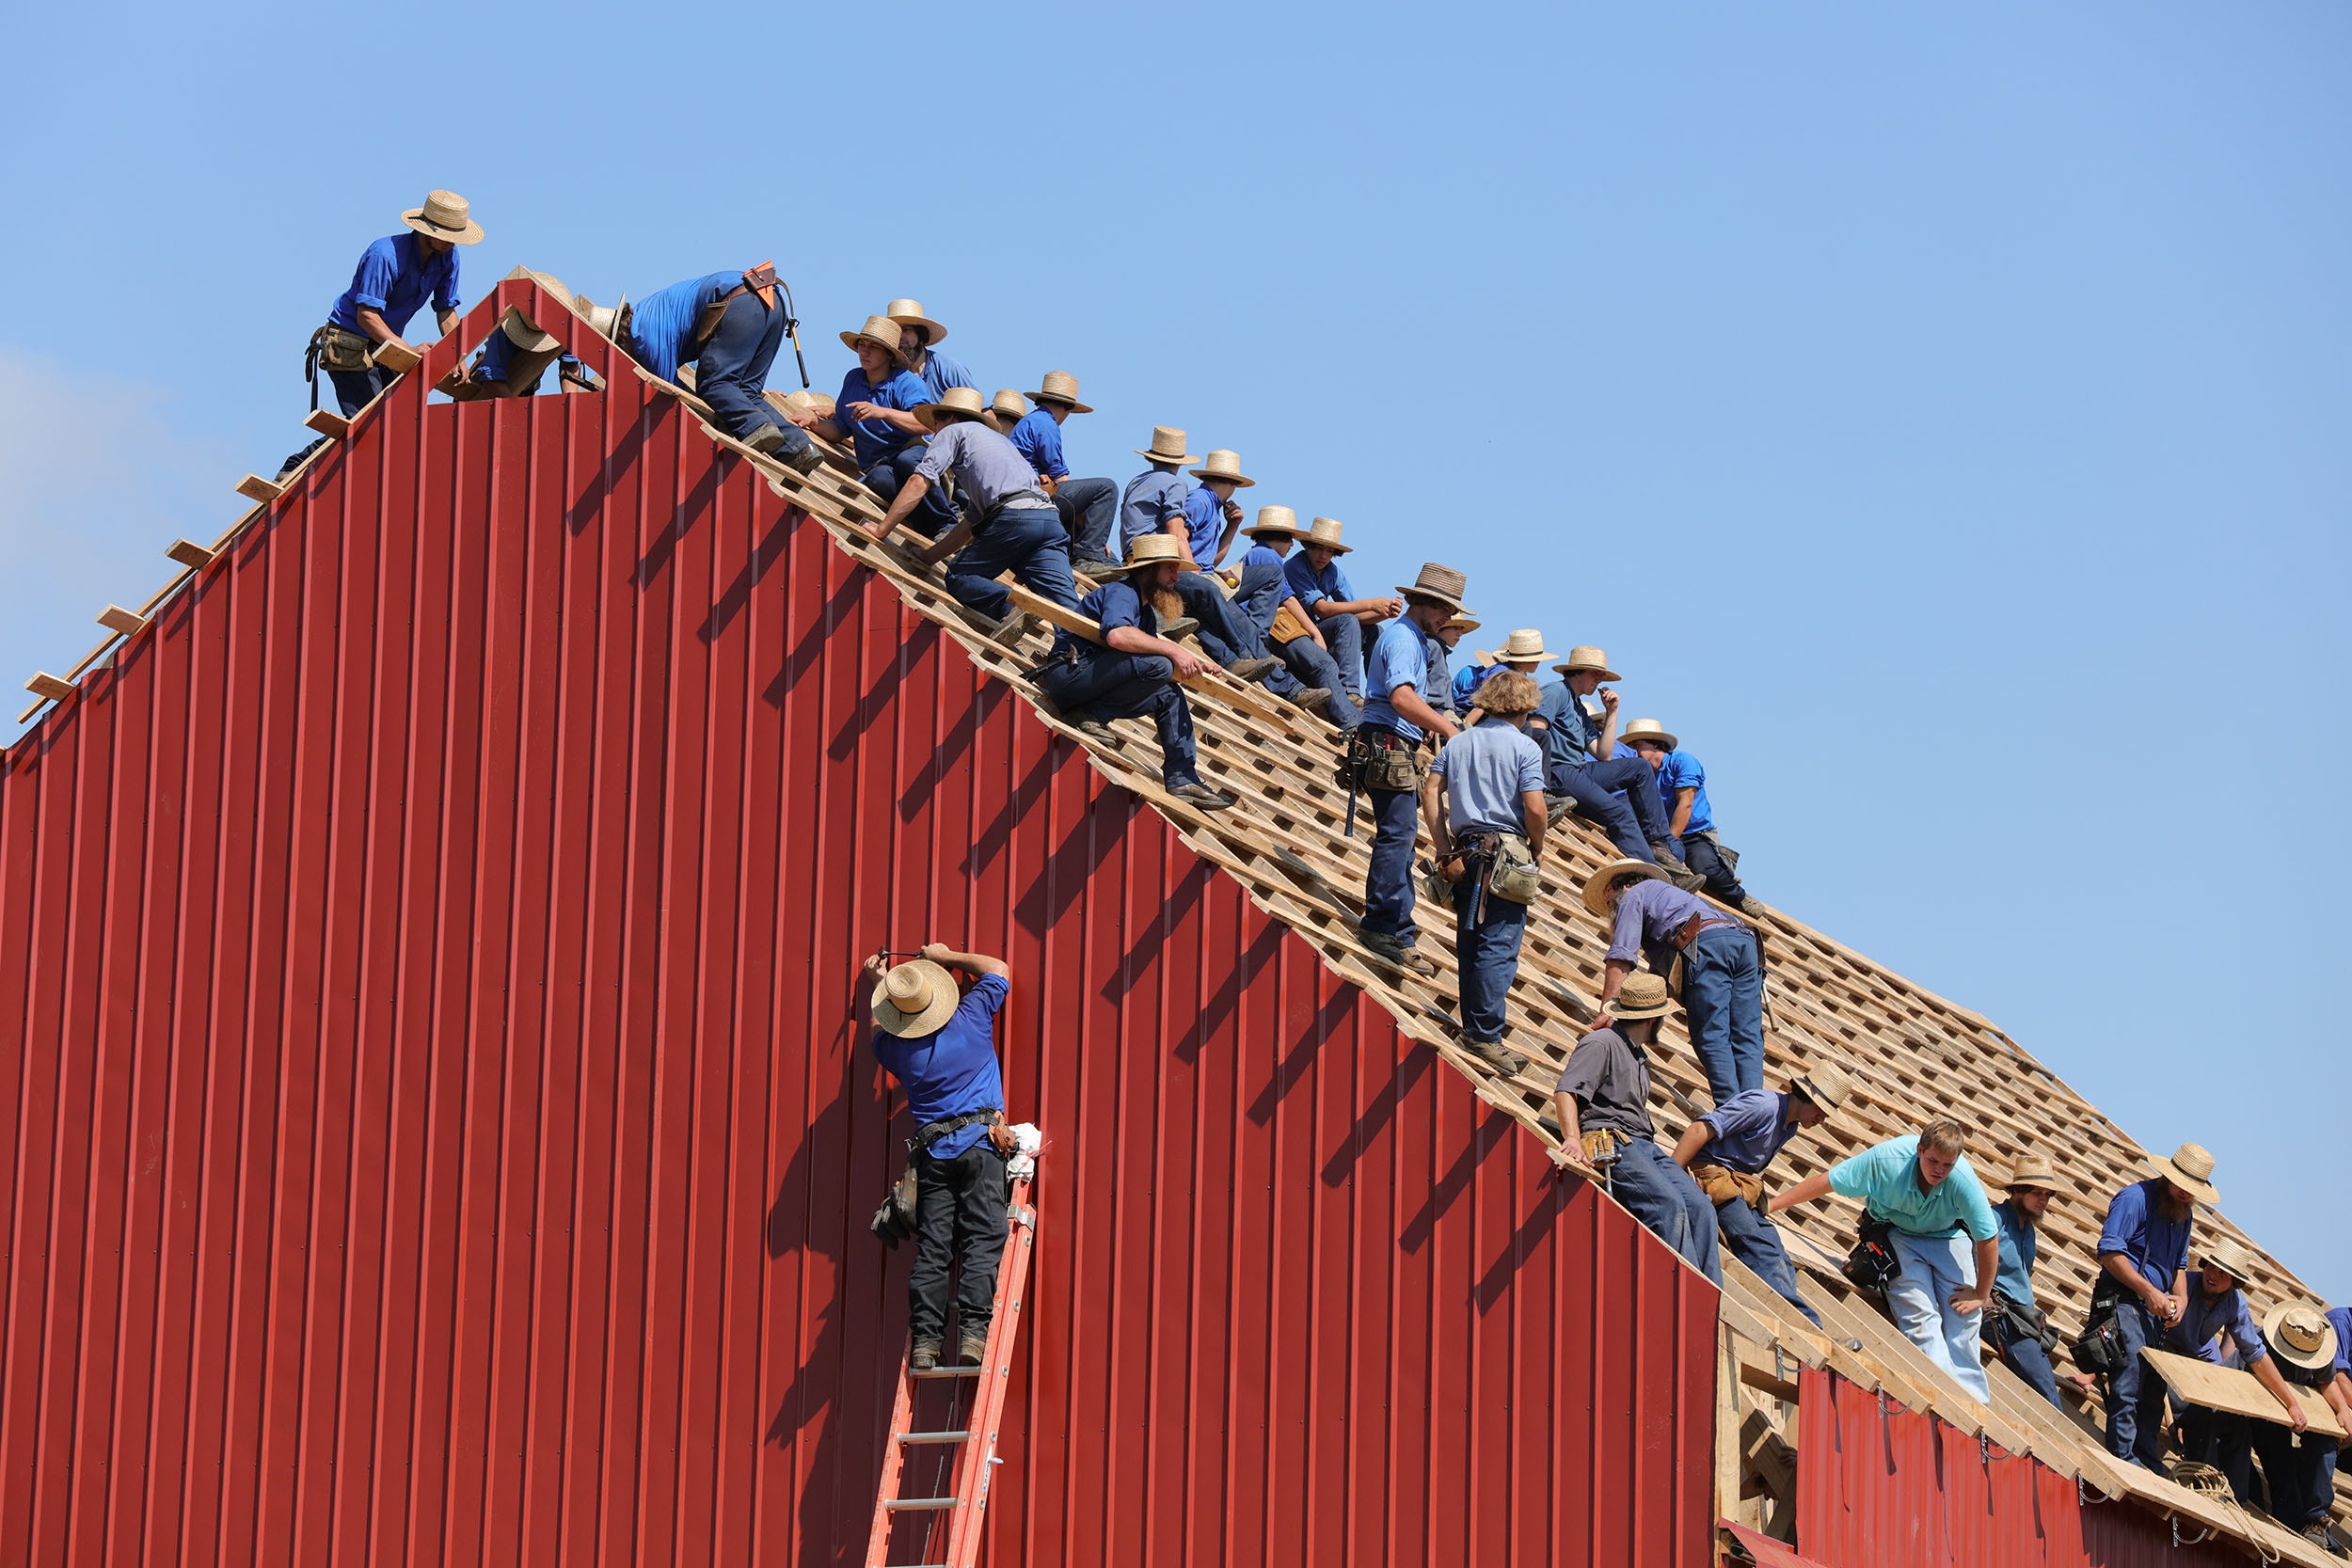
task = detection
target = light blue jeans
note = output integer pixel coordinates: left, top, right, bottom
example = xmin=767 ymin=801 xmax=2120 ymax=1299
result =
xmin=1885 ymin=1229 xmax=1990 ymax=1402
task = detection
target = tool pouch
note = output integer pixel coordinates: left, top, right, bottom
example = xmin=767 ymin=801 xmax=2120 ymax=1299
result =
xmin=1983 ymin=1291 xmax=2059 ymax=1356
xmin=2071 ymin=1286 xmax=2127 ymax=1373
xmin=1844 ymin=1216 xmax=1900 ymax=1295
xmin=316 ymin=325 xmax=375 ymax=373
xmin=868 ymin=1162 xmax=918 ymax=1247
xmin=1692 ymin=1162 xmax=1767 ymax=1210
xmin=1358 ymin=728 xmax=1424 ymax=793
xmin=1484 ymin=832 xmax=1541 ymax=905
xmin=1580 ymin=1128 xmax=1629 ymax=1165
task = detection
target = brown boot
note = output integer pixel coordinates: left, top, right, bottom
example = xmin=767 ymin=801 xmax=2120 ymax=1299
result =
xmin=956 ymin=1329 xmax=990 ymax=1367
xmin=910 ymin=1337 xmax=942 ymax=1371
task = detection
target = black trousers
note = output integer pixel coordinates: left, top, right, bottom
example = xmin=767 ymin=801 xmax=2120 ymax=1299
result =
xmin=908 ymin=1143 xmax=1010 ymax=1343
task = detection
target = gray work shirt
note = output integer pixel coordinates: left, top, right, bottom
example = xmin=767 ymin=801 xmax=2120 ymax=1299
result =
xmin=915 ymin=420 xmax=1049 ymax=516
xmin=1554 ymin=1024 xmax=1655 ymax=1140
xmin=1429 ymin=718 xmax=1544 ymax=838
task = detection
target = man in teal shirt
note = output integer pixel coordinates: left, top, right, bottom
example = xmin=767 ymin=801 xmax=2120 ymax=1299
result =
xmin=1770 ymin=1120 xmax=2000 ymax=1401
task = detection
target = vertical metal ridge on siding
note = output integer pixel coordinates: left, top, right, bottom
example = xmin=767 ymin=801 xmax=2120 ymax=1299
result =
xmin=0 ymin=277 xmax=1712 ymax=1567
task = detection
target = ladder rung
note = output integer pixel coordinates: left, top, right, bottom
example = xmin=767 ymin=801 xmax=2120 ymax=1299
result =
xmin=883 ymin=1497 xmax=956 ymax=1512
xmin=909 ymin=1367 xmax=983 ymax=1379
xmin=895 ymin=1430 xmax=972 ymax=1444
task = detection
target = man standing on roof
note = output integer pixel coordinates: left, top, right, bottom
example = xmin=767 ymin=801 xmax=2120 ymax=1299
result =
xmin=862 ymin=942 xmax=1021 ymax=1370
xmin=2160 ymin=1238 xmax=2310 ymax=1498
xmin=1979 ymin=1153 xmax=2092 ymax=1408
xmin=1530 ymin=650 xmax=1697 ymax=883
xmin=1580 ymin=859 xmax=1766 ymax=1108
xmin=1223 ymin=508 xmax=1352 ymax=725
xmin=1767 ymin=1120 xmax=2001 ymax=1402
xmin=867 ymin=387 xmax=1079 ymax=637
xmin=279 ymin=189 xmax=484 ymax=475
xmin=807 ymin=316 xmax=960 ymax=537
xmin=1550 ymin=974 xmax=1724 ymax=1283
xmin=885 ymin=299 xmax=974 ymax=401
xmin=1423 ymin=669 xmax=1548 ymax=1071
xmin=1029 ymin=535 xmax=1235 ymax=811
xmin=1007 ymin=372 xmax=1121 ymax=578
xmin=627 ymin=263 xmax=823 ymax=471
xmin=1619 ymin=720 xmax=1754 ymax=912
xmin=1352 ymin=564 xmax=1471 ymax=976
xmin=1282 ymin=517 xmax=1401 ymax=702
xmin=2249 ymin=1304 xmax=2348 ymax=1548
xmin=2090 ymin=1143 xmax=2213 ymax=1469
xmin=1670 ymin=1063 xmax=1852 ymax=1326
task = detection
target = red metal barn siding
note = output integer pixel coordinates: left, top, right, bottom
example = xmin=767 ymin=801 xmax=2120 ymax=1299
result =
xmin=1794 ymin=1369 xmax=2250 ymax=1568
xmin=0 ymin=279 xmax=1713 ymax=1568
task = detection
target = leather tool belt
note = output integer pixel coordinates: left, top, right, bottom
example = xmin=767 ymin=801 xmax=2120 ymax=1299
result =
xmin=1340 ymin=724 xmax=1424 ymax=795
xmin=1665 ymin=911 xmax=1765 ymax=999
xmin=1580 ymin=1127 xmax=1630 ymax=1166
xmin=1691 ymin=1161 xmax=1767 ymax=1209
xmin=1844 ymin=1216 xmax=1899 ymax=1294
xmin=908 ymin=1108 xmax=1004 ymax=1154
xmin=305 ymin=323 xmax=377 ymax=410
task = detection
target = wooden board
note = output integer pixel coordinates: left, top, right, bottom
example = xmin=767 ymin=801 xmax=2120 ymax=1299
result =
xmin=2143 ymin=1347 xmax=2346 ymax=1437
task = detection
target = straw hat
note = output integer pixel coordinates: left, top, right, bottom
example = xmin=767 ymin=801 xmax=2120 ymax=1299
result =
xmin=883 ymin=298 xmax=948 ymax=344
xmin=402 ymin=189 xmax=485 ymax=245
xmin=990 ymin=388 xmax=1029 ymax=424
xmin=871 ymin=958 xmax=961 ymax=1037
xmin=1620 ymin=718 xmax=1677 ymax=752
xmin=779 ymin=388 xmax=836 ymax=420
xmin=1497 ymin=629 xmax=1553 ymax=665
xmin=841 ymin=314 xmax=905 ymax=355
xmin=2149 ymin=1142 xmax=2219 ymax=1206
xmin=575 ymin=293 xmax=633 ymax=345
xmin=1581 ymin=857 xmax=1668 ymax=916
xmin=1191 ymin=450 xmax=1255 ymax=488
xmin=1102 ymin=534 xmax=1187 ymax=575
xmin=1031 ymin=371 xmax=1093 ymax=413
xmin=2197 ymin=1236 xmax=2260 ymax=1286
xmin=498 ymin=306 xmax=561 ymax=354
xmin=2263 ymin=1303 xmax=2341 ymax=1371
xmin=1395 ymin=562 xmax=1472 ymax=612
xmin=1299 ymin=516 xmax=1353 ymax=554
xmin=915 ymin=387 xmax=992 ymax=428
xmin=1611 ymin=973 xmax=1674 ymax=1022
xmin=1245 ymin=505 xmax=1300 ymax=539
xmin=1471 ymin=649 xmax=1499 ymax=669
xmin=1996 ymin=1152 xmax=2061 ymax=1195
xmin=1550 ymin=645 xmax=1621 ymax=681
xmin=1440 ymin=613 xmax=1482 ymax=636
xmin=1791 ymin=1061 xmax=1853 ymax=1112
xmin=1135 ymin=426 xmax=1199 ymax=464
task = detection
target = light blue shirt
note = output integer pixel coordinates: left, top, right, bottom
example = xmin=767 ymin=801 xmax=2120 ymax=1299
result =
xmin=2168 ymin=1285 xmax=2266 ymax=1368
xmin=834 ymin=366 xmax=935 ymax=468
xmin=1826 ymin=1134 xmax=1998 ymax=1242
xmin=1361 ymin=617 xmax=1441 ymax=742
xmin=1283 ymin=554 xmax=1354 ymax=612
xmin=914 ymin=420 xmax=1048 ymax=514
xmin=1533 ymin=682 xmax=1604 ymax=784
xmin=1182 ymin=487 xmax=1230 ymax=563
xmin=1232 ymin=544 xmax=1292 ymax=632
xmin=908 ymin=347 xmax=974 ymax=400
xmin=1992 ymin=1198 xmax=2039 ymax=1306
xmin=1119 ymin=467 xmax=1189 ymax=556
xmin=1428 ymin=718 xmax=1543 ymax=837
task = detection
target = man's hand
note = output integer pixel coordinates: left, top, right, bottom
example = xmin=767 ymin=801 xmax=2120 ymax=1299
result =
xmin=1039 ymin=473 xmax=1060 ymax=496
xmin=1221 ymin=499 xmax=1243 ymax=524
xmin=2289 ymin=1401 xmax=2310 ymax=1435
xmin=2152 ymin=1290 xmax=2185 ymax=1328
xmin=1168 ymin=645 xmax=1215 ymax=679
xmin=918 ymin=942 xmax=955 ymax=964
xmin=2064 ymin=1372 xmax=2098 ymax=1399
xmin=1587 ymin=1011 xmax=1614 ymax=1035
xmin=1549 ymin=1144 xmax=1598 ymax=1176
xmin=845 ymin=401 xmax=882 ymax=420
xmin=1598 ymin=687 xmax=1620 ymax=716
xmin=1950 ymin=1288 xmax=1992 ymax=1316
xmin=862 ymin=953 xmax=888 ymax=984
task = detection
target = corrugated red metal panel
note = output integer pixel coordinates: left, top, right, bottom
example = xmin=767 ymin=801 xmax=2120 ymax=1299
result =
xmin=0 ymin=277 xmax=1715 ymax=1566
xmin=1794 ymin=1368 xmax=2249 ymax=1568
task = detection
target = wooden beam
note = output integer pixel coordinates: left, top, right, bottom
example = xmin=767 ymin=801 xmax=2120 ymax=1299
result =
xmin=234 ymin=474 xmax=284 ymax=503
xmin=303 ymin=407 xmax=353 ymax=439
xmin=371 ymin=339 xmax=423 ymax=373
xmin=96 ymin=606 xmax=148 ymax=637
xmin=25 ymin=672 xmax=76 ymax=703
xmin=167 ymin=539 xmax=218 ymax=569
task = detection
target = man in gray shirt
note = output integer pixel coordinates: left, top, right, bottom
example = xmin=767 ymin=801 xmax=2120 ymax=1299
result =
xmin=1549 ymin=972 xmax=1722 ymax=1282
xmin=1423 ymin=670 xmax=1547 ymax=1070
xmin=868 ymin=386 xmax=1080 ymax=637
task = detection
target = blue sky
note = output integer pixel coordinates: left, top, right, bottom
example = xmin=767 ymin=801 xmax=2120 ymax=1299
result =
xmin=4 ymin=4 xmax=2345 ymax=1299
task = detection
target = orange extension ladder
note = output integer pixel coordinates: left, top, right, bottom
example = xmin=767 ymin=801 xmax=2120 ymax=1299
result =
xmin=865 ymin=1172 xmax=1038 ymax=1568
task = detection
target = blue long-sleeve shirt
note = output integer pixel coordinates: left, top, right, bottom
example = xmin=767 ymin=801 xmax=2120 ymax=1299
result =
xmin=627 ymin=271 xmax=737 ymax=384
xmin=327 ymin=232 xmax=459 ymax=338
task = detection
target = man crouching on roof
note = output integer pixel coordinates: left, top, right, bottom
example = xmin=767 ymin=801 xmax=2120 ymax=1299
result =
xmin=1029 ymin=534 xmax=1236 ymax=811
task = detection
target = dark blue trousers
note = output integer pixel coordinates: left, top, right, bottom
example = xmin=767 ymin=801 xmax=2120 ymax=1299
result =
xmin=281 ymin=361 xmax=397 ymax=476
xmin=1994 ymin=1317 xmax=2064 ymax=1406
xmin=946 ymin=507 xmax=1079 ymax=618
xmin=1552 ymin=755 xmax=1673 ymax=860
xmin=1319 ymin=610 xmax=1365 ymax=698
xmin=865 ymin=444 xmax=961 ymax=538
xmin=1679 ymin=831 xmax=1748 ymax=904
xmin=2104 ymin=1296 xmax=2171 ymax=1469
xmin=1277 ymin=635 xmax=1359 ymax=724
xmin=1360 ymin=784 xmax=1421 ymax=942
xmin=1682 ymin=926 xmax=1765 ymax=1106
xmin=1611 ymin=1139 xmax=1722 ymax=1283
xmin=1178 ymin=574 xmax=1306 ymax=696
xmin=1716 ymin=1196 xmax=1819 ymax=1324
xmin=1454 ymin=891 xmax=1527 ymax=1043
xmin=1052 ymin=478 xmax=1119 ymax=563
xmin=2252 ymin=1421 xmax=2338 ymax=1529
xmin=1036 ymin=651 xmax=1203 ymax=787
xmin=694 ymin=291 xmax=812 ymax=459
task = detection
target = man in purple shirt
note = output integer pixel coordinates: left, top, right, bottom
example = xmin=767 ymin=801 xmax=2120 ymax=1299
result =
xmin=1670 ymin=1064 xmax=1851 ymax=1324
xmin=2162 ymin=1238 xmax=2309 ymax=1500
xmin=1581 ymin=859 xmax=1765 ymax=1108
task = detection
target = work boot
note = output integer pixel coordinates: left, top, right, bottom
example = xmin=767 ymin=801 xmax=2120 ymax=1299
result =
xmin=1221 ymin=657 xmax=1279 ymax=682
xmin=1734 ymin=893 xmax=1771 ymax=918
xmin=1158 ymin=616 xmax=1199 ymax=640
xmin=1468 ymin=1037 xmax=1529 ymax=1076
xmin=961 ymin=605 xmax=1029 ymax=644
xmin=1073 ymin=719 xmax=1122 ymax=748
xmin=910 ymin=1337 xmax=942 ymax=1372
xmin=1073 ymin=557 xmax=1122 ymax=580
xmin=1649 ymin=845 xmax=1708 ymax=893
xmin=1287 ymin=687 xmax=1333 ymax=714
xmin=781 ymin=442 xmax=825 ymax=476
xmin=1358 ymin=927 xmax=1438 ymax=978
xmin=1168 ymin=779 xmax=1236 ymax=810
xmin=956 ymin=1330 xmax=990 ymax=1368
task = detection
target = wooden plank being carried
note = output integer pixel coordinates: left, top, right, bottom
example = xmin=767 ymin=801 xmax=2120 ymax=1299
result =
xmin=2143 ymin=1347 xmax=2345 ymax=1437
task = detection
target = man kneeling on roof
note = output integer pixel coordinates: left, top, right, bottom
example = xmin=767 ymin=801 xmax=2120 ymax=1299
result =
xmin=2158 ymin=1238 xmax=2312 ymax=1499
xmin=1423 ymin=669 xmax=1548 ymax=1073
xmin=1029 ymin=534 xmax=1235 ymax=811
xmin=1531 ymin=648 xmax=1700 ymax=886
xmin=1220 ymin=507 xmax=1346 ymax=722
xmin=1351 ymin=564 xmax=1472 ymax=976
xmin=1581 ymin=858 xmax=1765 ymax=1109
xmin=1769 ymin=1119 xmax=2000 ymax=1402
xmin=1006 ymin=372 xmax=1121 ymax=578
xmin=627 ymin=262 xmax=823 ymax=472
xmin=1669 ymin=1062 xmax=1852 ymax=1326
xmin=805 ymin=316 xmax=960 ymax=536
xmin=1979 ymin=1152 xmax=2092 ymax=1409
xmin=1618 ymin=719 xmax=1756 ymax=913
xmin=2249 ymin=1303 xmax=2349 ymax=1550
xmin=866 ymin=387 xmax=1080 ymax=640
xmin=862 ymin=943 xmax=1021 ymax=1371
xmin=1550 ymin=974 xmax=1723 ymax=1283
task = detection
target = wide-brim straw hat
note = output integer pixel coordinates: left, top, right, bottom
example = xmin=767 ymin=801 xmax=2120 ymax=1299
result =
xmin=1620 ymin=718 xmax=1677 ymax=752
xmin=1550 ymin=644 xmax=1621 ymax=681
xmin=1497 ymin=628 xmax=1552 ymax=665
xmin=1101 ymin=534 xmax=1187 ymax=575
xmin=1581 ymin=858 xmax=1667 ymax=917
xmin=1395 ymin=562 xmax=1471 ymax=612
xmin=1031 ymin=370 xmax=1092 ymax=413
xmin=916 ymin=387 xmax=992 ymax=428
xmin=402 ymin=189 xmax=485 ymax=245
xmin=574 ymin=293 xmax=633 ymax=345
xmin=1191 ymin=449 xmax=1256 ymax=488
xmin=1612 ymin=972 xmax=1674 ymax=1022
xmin=1245 ymin=504 xmax=1300 ymax=539
xmin=1471 ymin=649 xmax=1499 ymax=669
xmin=1300 ymin=516 xmax=1352 ymax=554
xmin=778 ymin=388 xmax=836 ymax=420
xmin=841 ymin=314 xmax=905 ymax=354
xmin=871 ymin=958 xmax=960 ymax=1037
xmin=2263 ymin=1303 xmax=2341 ymax=1371
xmin=1440 ymin=613 xmax=1482 ymax=636
xmin=1136 ymin=425 xmax=1199 ymax=464
xmin=1995 ymin=1152 xmax=2061 ymax=1195
xmin=990 ymin=389 xmax=1029 ymax=424
xmin=2149 ymin=1141 xmax=2219 ymax=1206
xmin=2197 ymin=1236 xmax=2260 ymax=1286
xmin=498 ymin=306 xmax=561 ymax=355
xmin=1791 ymin=1061 xmax=1853 ymax=1113
xmin=883 ymin=298 xmax=948 ymax=343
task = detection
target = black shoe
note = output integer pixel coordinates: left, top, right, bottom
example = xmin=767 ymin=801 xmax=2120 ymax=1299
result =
xmin=956 ymin=1330 xmax=990 ymax=1367
xmin=1168 ymin=780 xmax=1236 ymax=810
xmin=782 ymin=442 xmax=825 ymax=475
xmin=1222 ymin=657 xmax=1279 ymax=682
xmin=910 ymin=1337 xmax=942 ymax=1372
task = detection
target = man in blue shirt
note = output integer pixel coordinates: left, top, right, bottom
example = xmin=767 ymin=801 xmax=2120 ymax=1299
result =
xmin=1671 ymin=1064 xmax=1852 ymax=1326
xmin=1120 ymin=425 xmax=1197 ymax=561
xmin=1181 ymin=451 xmax=1252 ymax=568
xmin=450 ymin=307 xmax=603 ymax=401
xmin=1114 ymin=428 xmax=1289 ymax=686
xmin=1458 ymin=630 xmax=1553 ymax=722
xmin=2163 ymin=1239 xmax=2310 ymax=1499
xmin=2250 ymin=1304 xmax=2351 ymax=1545
xmin=1221 ymin=509 xmax=1349 ymax=725
xmin=1979 ymin=1153 xmax=2087 ymax=1408
xmin=1352 ymin=564 xmax=1471 ymax=976
xmin=2091 ymin=1144 xmax=2214 ymax=1468
xmin=1451 ymin=652 xmax=1497 ymax=713
xmin=884 ymin=299 xmax=974 ymax=400
xmin=1282 ymin=517 xmax=1402 ymax=702
xmin=808 ymin=316 xmax=959 ymax=537
xmin=1620 ymin=720 xmax=1752 ymax=912
xmin=1031 ymin=535 xmax=1235 ymax=811
xmin=862 ymin=942 xmax=1021 ymax=1370
xmin=1581 ymin=860 xmax=1765 ymax=1108
xmin=624 ymin=263 xmax=823 ymax=471
xmin=1529 ymin=649 xmax=1695 ymax=883
xmin=1422 ymin=670 xmax=1548 ymax=1068
xmin=1769 ymin=1122 xmax=2001 ymax=1402
xmin=1008 ymin=372 xmax=1120 ymax=578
